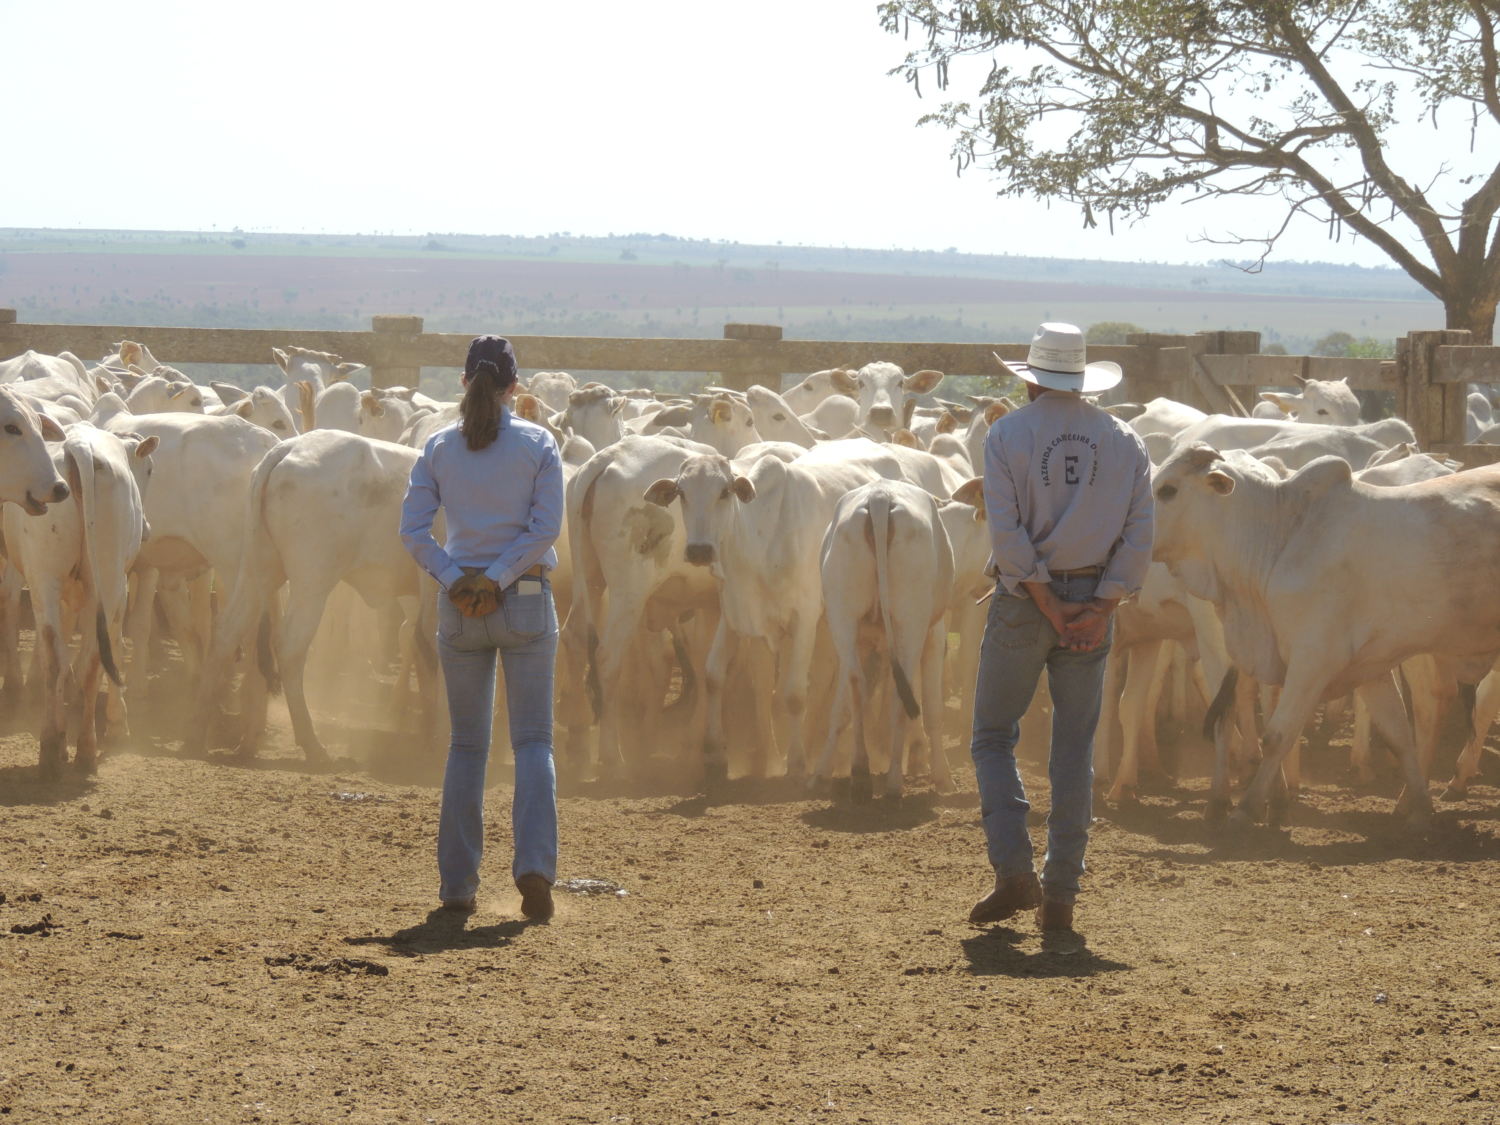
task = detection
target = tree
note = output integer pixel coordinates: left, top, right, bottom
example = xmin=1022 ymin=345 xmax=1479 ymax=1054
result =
xmin=881 ymin=1 xmax=1500 ymax=341
xmin=1085 ymin=320 xmax=1145 ymax=344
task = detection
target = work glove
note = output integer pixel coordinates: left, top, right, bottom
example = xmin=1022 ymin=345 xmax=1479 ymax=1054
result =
xmin=448 ymin=570 xmax=501 ymax=618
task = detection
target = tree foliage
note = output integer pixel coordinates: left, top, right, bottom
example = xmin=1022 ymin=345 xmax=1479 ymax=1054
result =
xmin=881 ymin=0 xmax=1500 ymax=340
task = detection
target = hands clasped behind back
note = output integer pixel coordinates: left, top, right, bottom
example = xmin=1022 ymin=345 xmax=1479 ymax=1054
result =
xmin=448 ymin=569 xmax=501 ymax=618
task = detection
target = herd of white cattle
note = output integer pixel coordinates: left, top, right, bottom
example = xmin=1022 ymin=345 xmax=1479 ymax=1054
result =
xmin=1 ymin=341 xmax=1498 ymax=831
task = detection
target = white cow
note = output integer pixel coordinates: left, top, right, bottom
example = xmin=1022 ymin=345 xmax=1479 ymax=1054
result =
xmin=1258 ymin=375 xmax=1362 ymax=425
xmin=559 ymin=386 xmax=628 ymax=450
xmin=782 ymin=368 xmax=859 ymax=415
xmin=815 ymin=480 xmax=955 ymax=798
xmin=528 ymin=371 xmax=578 ymax=413
xmin=642 ymin=440 xmax=910 ymax=787
xmin=0 ymin=386 xmax=70 ymax=512
xmin=1 ymin=425 xmax=155 ymax=778
xmin=1152 ymin=443 xmax=1500 ymax=827
xmin=846 ymin=362 xmax=944 ymax=432
xmin=567 ymin=435 xmax=724 ymax=774
xmin=745 ymin=385 xmax=821 ymax=448
xmin=188 ymin=430 xmax=426 ymax=763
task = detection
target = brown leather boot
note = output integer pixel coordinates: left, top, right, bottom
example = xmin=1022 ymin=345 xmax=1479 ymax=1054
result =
xmin=1038 ymin=899 xmax=1074 ymax=931
xmin=516 ymin=874 xmax=554 ymax=923
xmin=968 ymin=871 xmax=1042 ymax=925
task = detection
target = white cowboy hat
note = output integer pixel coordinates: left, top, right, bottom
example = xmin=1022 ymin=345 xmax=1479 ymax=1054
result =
xmin=995 ymin=322 xmax=1122 ymax=394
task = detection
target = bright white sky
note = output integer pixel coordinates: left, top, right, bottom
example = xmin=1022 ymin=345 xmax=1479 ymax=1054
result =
xmin=5 ymin=0 xmax=1422 ymax=267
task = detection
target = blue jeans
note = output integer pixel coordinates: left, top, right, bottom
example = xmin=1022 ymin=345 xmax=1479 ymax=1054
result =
xmin=969 ymin=575 xmax=1112 ymax=905
xmin=435 ymin=578 xmax=558 ymax=903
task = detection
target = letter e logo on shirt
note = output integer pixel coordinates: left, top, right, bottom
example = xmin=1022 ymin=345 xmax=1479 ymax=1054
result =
xmin=1064 ymin=454 xmax=1080 ymax=485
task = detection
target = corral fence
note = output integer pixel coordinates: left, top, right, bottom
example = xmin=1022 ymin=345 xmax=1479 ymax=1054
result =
xmin=1 ymin=310 xmax=1496 ymax=466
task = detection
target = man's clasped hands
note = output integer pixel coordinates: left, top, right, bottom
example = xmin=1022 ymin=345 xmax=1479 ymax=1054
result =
xmin=1022 ymin=581 xmax=1115 ymax=652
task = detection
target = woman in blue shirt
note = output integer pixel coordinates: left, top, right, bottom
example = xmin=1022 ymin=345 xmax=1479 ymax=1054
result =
xmin=400 ymin=335 xmax=564 ymax=921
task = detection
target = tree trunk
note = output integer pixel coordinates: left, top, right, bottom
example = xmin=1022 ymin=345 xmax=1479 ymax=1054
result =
xmin=1445 ymin=291 xmax=1498 ymax=345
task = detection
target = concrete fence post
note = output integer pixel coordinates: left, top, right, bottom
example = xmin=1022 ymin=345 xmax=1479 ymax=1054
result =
xmin=370 ymin=314 xmax=424 ymax=390
xmin=720 ymin=323 xmax=783 ymax=392
xmin=0 ymin=309 xmax=18 ymax=360
xmin=1399 ymin=328 xmax=1472 ymax=449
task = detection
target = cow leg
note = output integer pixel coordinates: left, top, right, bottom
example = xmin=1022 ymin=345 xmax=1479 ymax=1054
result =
xmin=1349 ymin=690 xmax=1375 ymax=783
xmin=276 ymin=578 xmax=338 ymax=765
xmin=124 ymin=566 xmax=158 ymax=705
xmin=847 ymin=663 xmax=872 ymax=804
xmin=34 ymin=593 xmax=67 ymax=781
xmin=73 ymin=637 xmax=103 ymax=777
xmin=0 ymin=562 xmax=24 ymax=714
xmin=1232 ymin=666 xmax=1323 ymax=827
xmin=1109 ymin=640 xmax=1162 ymax=804
xmin=1362 ymin=670 xmax=1435 ymax=826
xmin=1444 ymin=661 xmax=1500 ymax=799
xmin=772 ymin=617 xmax=819 ymax=781
xmin=919 ymin=619 xmax=953 ymax=795
xmin=701 ymin=619 xmax=740 ymax=793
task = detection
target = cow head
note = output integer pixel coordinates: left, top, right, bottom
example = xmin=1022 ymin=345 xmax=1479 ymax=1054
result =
xmin=689 ymin=393 xmax=761 ymax=457
xmin=1150 ymin=443 xmax=1241 ymax=565
xmin=1258 ymin=375 xmax=1361 ymax=425
xmin=850 ymin=362 xmax=944 ymax=430
xmin=644 ymin=453 xmax=756 ymax=568
xmin=0 ymin=387 xmax=69 ymax=515
xmin=561 ymin=385 xmax=626 ymax=450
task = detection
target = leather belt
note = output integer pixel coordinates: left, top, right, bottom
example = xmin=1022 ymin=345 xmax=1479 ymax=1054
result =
xmin=1052 ymin=566 xmax=1103 ymax=579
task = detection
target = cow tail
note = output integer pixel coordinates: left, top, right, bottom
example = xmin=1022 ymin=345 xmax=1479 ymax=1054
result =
xmin=1204 ymin=666 xmax=1238 ymax=742
xmin=871 ymin=490 xmax=919 ymax=720
xmin=65 ymin=436 xmax=122 ymax=687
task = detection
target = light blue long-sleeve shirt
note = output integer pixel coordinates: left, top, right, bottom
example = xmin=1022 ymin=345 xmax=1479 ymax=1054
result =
xmin=400 ymin=409 xmax=563 ymax=591
xmin=984 ymin=390 xmax=1154 ymax=603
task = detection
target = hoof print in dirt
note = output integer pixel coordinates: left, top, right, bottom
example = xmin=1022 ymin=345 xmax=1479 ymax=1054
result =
xmin=264 ymin=952 xmax=389 ymax=976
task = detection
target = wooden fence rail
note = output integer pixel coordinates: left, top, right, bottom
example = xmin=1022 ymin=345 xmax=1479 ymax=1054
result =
xmin=4 ymin=310 xmax=1500 ymax=464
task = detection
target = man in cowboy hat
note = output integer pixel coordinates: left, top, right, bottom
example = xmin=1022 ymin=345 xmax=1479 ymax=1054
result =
xmin=967 ymin=322 xmax=1154 ymax=933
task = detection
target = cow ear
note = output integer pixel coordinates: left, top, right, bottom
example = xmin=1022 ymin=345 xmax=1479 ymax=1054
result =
xmin=710 ymin=399 xmax=732 ymax=425
xmin=39 ymin=414 xmax=66 ymax=441
xmin=233 ymin=400 xmax=254 ymax=418
xmin=983 ymin=400 xmax=1010 ymax=426
xmin=936 ymin=412 xmax=958 ymax=434
xmin=951 ymin=477 xmax=985 ymax=511
xmin=893 ymin=428 xmax=919 ymax=448
xmin=731 ymin=476 xmax=756 ymax=502
xmin=334 ymin=362 xmax=363 ymax=381
xmin=904 ymin=369 xmax=944 ymax=395
xmin=119 ymin=341 xmax=143 ymax=367
xmin=1206 ymin=470 xmax=1236 ymax=495
xmin=643 ymin=479 xmax=679 ymax=507
xmin=360 ymin=391 xmax=385 ymax=417
xmin=133 ymin=435 xmax=159 ymax=459
xmin=272 ymin=347 xmax=290 ymax=372
xmin=515 ymin=393 xmax=542 ymax=422
xmin=831 ymin=368 xmax=860 ymax=395
xmin=94 ymin=373 xmax=114 ymax=395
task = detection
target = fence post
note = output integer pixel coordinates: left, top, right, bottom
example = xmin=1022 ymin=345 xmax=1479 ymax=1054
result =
xmin=1123 ymin=331 xmax=1259 ymax=412
xmin=720 ymin=323 xmax=783 ymax=392
xmin=1399 ymin=329 xmax=1471 ymax=449
xmin=0 ymin=309 xmax=17 ymax=360
xmin=370 ymin=314 xmax=424 ymax=390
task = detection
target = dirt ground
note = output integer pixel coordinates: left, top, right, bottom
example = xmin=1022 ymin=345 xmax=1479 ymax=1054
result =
xmin=2 ymin=690 xmax=1499 ymax=1125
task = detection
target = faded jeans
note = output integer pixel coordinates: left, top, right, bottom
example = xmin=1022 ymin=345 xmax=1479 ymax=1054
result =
xmin=969 ymin=574 xmax=1112 ymax=905
xmin=435 ymin=578 xmax=558 ymax=903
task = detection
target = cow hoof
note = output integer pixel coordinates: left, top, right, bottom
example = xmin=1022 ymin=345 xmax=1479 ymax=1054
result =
xmin=73 ymin=753 xmax=98 ymax=777
xmin=850 ymin=772 xmax=873 ymax=805
xmin=804 ymin=773 xmax=830 ymax=796
xmin=1439 ymin=782 xmax=1467 ymax=802
xmin=1106 ymin=785 xmax=1137 ymax=807
xmin=1225 ymin=808 xmax=1257 ymax=834
xmin=703 ymin=761 xmax=729 ymax=800
xmin=931 ymin=771 xmax=955 ymax=796
xmin=830 ymin=776 xmax=852 ymax=805
xmin=884 ymin=782 xmax=904 ymax=802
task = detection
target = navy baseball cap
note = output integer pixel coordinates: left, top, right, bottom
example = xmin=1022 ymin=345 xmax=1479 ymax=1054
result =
xmin=464 ymin=335 xmax=518 ymax=383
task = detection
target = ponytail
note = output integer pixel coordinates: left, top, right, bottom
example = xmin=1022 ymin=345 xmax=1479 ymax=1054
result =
xmin=460 ymin=360 xmax=507 ymax=451
xmin=459 ymin=335 xmax=520 ymax=451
